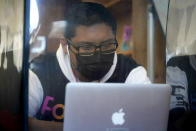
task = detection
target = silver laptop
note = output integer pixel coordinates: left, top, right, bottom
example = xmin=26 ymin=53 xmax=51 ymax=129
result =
xmin=64 ymin=83 xmax=171 ymax=131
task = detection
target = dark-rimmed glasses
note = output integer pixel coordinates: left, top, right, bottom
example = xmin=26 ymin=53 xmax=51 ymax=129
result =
xmin=67 ymin=39 xmax=118 ymax=56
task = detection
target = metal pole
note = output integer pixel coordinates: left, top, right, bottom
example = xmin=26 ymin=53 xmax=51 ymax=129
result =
xmin=147 ymin=4 xmax=155 ymax=82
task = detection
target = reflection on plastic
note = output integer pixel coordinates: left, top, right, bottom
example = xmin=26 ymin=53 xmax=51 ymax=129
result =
xmin=48 ymin=21 xmax=67 ymax=39
xmin=0 ymin=0 xmax=24 ymax=130
xmin=152 ymin=0 xmax=169 ymax=34
xmin=30 ymin=0 xmax=39 ymax=33
xmin=31 ymin=36 xmax=46 ymax=53
xmin=0 ymin=0 xmax=24 ymax=71
xmin=167 ymin=0 xmax=196 ymax=57
xmin=0 ymin=26 xmax=23 ymax=71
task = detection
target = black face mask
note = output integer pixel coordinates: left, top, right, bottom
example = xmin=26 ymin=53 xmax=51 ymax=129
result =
xmin=73 ymin=52 xmax=114 ymax=81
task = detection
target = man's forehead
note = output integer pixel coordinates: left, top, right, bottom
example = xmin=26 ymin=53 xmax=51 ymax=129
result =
xmin=75 ymin=24 xmax=113 ymax=33
xmin=71 ymin=23 xmax=115 ymax=44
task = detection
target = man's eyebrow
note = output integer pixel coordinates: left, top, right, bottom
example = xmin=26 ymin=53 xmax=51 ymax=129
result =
xmin=76 ymin=41 xmax=94 ymax=46
xmin=100 ymin=38 xmax=116 ymax=43
xmin=75 ymin=38 xmax=116 ymax=46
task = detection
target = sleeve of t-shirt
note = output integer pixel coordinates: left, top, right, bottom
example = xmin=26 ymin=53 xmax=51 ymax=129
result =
xmin=166 ymin=66 xmax=189 ymax=110
xmin=125 ymin=66 xmax=151 ymax=84
xmin=28 ymin=69 xmax=43 ymax=117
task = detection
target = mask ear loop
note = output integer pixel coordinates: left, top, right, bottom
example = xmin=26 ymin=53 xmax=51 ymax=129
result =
xmin=67 ymin=44 xmax=79 ymax=81
xmin=66 ymin=44 xmax=70 ymax=58
xmin=67 ymin=44 xmax=75 ymax=68
xmin=67 ymin=43 xmax=79 ymax=68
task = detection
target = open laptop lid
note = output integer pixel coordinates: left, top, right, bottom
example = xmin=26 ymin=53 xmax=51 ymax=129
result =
xmin=64 ymin=83 xmax=171 ymax=131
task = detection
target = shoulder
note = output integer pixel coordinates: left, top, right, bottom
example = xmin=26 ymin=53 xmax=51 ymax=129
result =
xmin=167 ymin=56 xmax=192 ymax=79
xmin=116 ymin=54 xmax=139 ymax=72
xmin=30 ymin=53 xmax=57 ymax=67
xmin=30 ymin=53 xmax=57 ymax=75
xmin=111 ymin=54 xmax=150 ymax=83
xmin=125 ymin=66 xmax=151 ymax=84
xmin=117 ymin=54 xmax=139 ymax=67
xmin=167 ymin=56 xmax=190 ymax=69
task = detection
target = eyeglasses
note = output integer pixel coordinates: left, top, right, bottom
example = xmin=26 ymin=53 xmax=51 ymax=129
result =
xmin=67 ymin=39 xmax=118 ymax=56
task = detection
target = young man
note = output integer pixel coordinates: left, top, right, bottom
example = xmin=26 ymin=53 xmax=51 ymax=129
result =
xmin=29 ymin=2 xmax=150 ymax=124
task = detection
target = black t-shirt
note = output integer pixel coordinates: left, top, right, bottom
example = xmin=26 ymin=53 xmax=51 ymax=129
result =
xmin=30 ymin=53 xmax=139 ymax=122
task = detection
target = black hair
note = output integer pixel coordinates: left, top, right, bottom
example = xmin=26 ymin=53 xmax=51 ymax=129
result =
xmin=64 ymin=2 xmax=117 ymax=39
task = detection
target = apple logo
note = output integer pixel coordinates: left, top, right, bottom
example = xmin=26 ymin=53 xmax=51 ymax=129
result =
xmin=112 ymin=108 xmax=125 ymax=125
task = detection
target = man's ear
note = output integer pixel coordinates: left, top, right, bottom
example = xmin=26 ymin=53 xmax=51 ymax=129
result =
xmin=60 ymin=37 xmax=68 ymax=53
